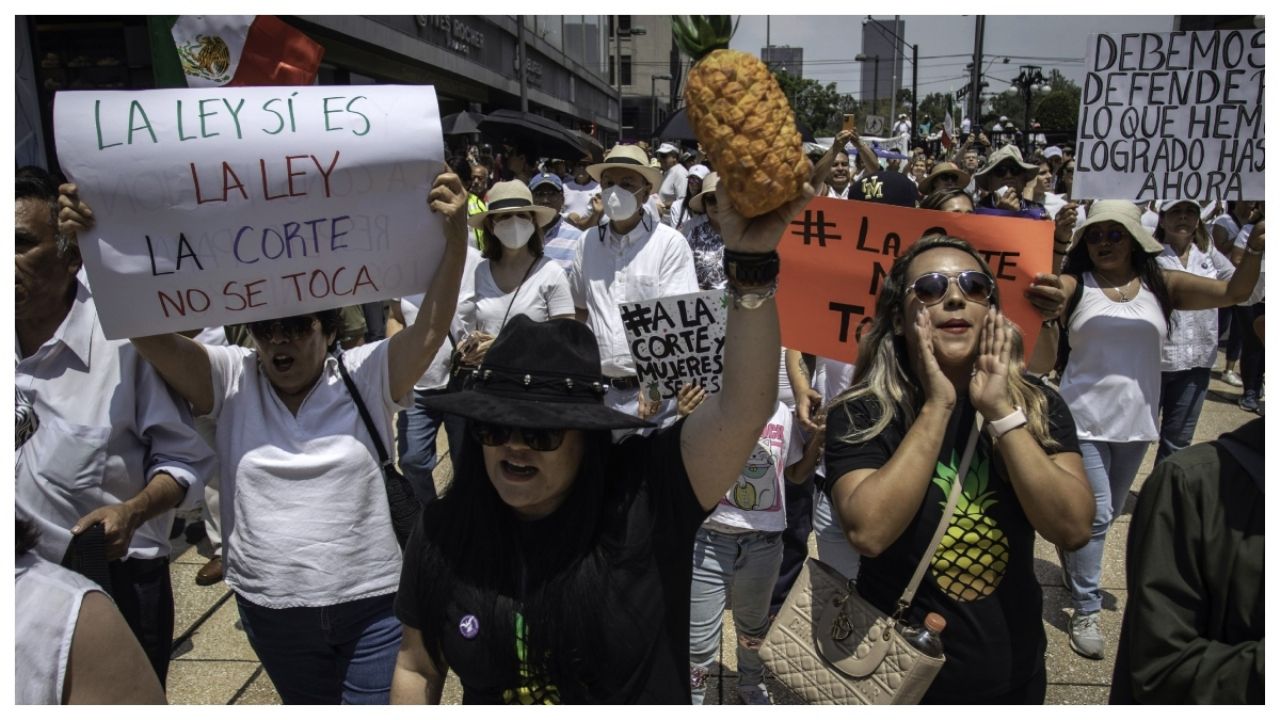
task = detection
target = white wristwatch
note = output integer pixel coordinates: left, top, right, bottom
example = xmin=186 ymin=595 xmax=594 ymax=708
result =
xmin=987 ymin=407 xmax=1027 ymax=441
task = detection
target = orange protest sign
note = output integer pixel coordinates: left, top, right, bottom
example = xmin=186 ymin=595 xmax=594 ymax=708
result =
xmin=777 ymin=198 xmax=1054 ymax=363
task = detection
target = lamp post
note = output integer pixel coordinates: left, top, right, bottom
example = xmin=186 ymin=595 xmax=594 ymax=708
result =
xmin=854 ymin=53 xmax=879 ymax=121
xmin=1006 ymin=65 xmax=1050 ymax=155
xmin=651 ymin=74 xmax=671 ymax=142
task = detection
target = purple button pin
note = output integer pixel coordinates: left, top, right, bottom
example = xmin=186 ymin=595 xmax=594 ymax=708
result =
xmin=459 ymin=614 xmax=479 ymax=639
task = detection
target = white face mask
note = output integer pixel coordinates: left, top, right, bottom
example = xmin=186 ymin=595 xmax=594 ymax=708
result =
xmin=602 ymin=185 xmax=641 ymax=221
xmin=493 ymin=216 xmax=535 ymax=250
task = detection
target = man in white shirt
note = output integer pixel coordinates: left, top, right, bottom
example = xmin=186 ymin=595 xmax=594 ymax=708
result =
xmin=15 ymin=166 xmax=215 ymax=686
xmin=891 ymin=113 xmax=912 ymax=138
xmin=562 ymin=159 xmax=602 ymax=231
xmin=569 ymin=145 xmax=698 ymax=420
xmin=655 ymin=142 xmax=689 ymax=224
xmin=528 ymin=172 xmax=585 ymax=273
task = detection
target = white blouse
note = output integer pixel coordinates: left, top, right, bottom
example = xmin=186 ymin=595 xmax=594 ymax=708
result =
xmin=1155 ymin=243 xmax=1234 ymax=371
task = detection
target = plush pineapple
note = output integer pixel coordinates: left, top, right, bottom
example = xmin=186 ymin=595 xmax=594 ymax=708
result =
xmin=673 ymin=15 xmax=810 ymax=218
xmin=929 ymin=452 xmax=1009 ymax=602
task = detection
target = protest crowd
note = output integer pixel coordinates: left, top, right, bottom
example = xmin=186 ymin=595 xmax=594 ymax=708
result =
xmin=15 ymin=15 xmax=1264 ymax=708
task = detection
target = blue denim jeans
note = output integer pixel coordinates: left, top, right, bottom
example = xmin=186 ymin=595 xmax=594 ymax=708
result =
xmin=688 ymin=527 xmax=783 ymax=704
xmin=1061 ymin=440 xmax=1149 ymax=613
xmin=1156 ymin=366 xmax=1211 ymax=463
xmin=236 ymin=592 xmax=401 ymax=704
xmin=396 ymin=388 xmax=445 ymax=504
xmin=811 ymin=483 xmax=861 ymax=580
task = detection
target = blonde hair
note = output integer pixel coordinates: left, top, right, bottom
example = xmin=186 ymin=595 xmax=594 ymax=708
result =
xmin=831 ymin=236 xmax=1060 ymax=451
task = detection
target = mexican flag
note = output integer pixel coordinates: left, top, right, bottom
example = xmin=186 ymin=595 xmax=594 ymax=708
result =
xmin=149 ymin=15 xmax=324 ymax=88
xmin=941 ymin=111 xmax=954 ymax=150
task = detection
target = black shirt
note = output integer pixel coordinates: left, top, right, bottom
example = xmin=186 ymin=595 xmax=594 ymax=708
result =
xmin=396 ymin=420 xmax=710 ymax=703
xmin=823 ymin=379 xmax=1079 ymax=703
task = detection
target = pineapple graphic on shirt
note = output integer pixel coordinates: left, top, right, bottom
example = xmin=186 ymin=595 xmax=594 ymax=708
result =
xmin=929 ymin=450 xmax=1008 ymax=602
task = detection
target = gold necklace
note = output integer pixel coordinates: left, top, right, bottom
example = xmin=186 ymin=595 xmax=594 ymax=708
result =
xmin=1094 ymin=270 xmax=1136 ymax=302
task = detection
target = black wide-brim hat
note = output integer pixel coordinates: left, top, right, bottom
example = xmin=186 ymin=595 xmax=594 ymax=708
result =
xmin=419 ymin=315 xmax=652 ymax=430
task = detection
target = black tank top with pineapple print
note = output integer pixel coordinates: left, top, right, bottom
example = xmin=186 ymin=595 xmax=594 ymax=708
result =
xmin=823 ymin=376 xmax=1079 ymax=703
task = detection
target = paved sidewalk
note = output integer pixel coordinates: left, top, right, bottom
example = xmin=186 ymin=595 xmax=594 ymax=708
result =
xmin=163 ymin=362 xmax=1260 ymax=704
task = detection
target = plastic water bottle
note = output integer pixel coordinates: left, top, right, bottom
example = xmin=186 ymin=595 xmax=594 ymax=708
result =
xmin=901 ymin=612 xmax=946 ymax=657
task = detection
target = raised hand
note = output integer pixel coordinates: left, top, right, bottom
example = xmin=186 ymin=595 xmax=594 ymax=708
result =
xmin=714 ymin=180 xmax=814 ymax=254
xmin=428 ymin=172 xmax=469 ymax=245
xmin=57 ymin=183 xmax=95 ymax=236
xmin=969 ymin=307 xmax=1014 ymax=420
xmin=914 ymin=308 xmax=957 ymax=410
xmin=1025 ymin=273 xmax=1067 ymax=321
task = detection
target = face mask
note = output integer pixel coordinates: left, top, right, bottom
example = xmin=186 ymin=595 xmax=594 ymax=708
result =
xmin=493 ymin=216 xmax=534 ymax=250
xmin=602 ymin=185 xmax=641 ymax=221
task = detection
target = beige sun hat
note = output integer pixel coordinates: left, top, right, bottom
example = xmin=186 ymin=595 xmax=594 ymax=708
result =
xmin=973 ymin=144 xmax=1039 ymax=192
xmin=467 ymin=181 xmax=559 ymax=228
xmin=688 ymin=172 xmax=720 ymax=213
xmin=587 ymin=144 xmax=663 ymax=188
xmin=919 ymin=161 xmax=972 ymax=195
xmin=1067 ymin=200 xmax=1164 ymax=255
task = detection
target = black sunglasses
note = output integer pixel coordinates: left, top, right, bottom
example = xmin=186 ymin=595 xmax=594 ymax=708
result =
xmin=1083 ymin=228 xmax=1128 ymax=245
xmin=936 ymin=172 xmax=960 ymax=183
xmin=472 ymin=422 xmax=568 ymax=452
xmin=988 ymin=164 xmax=1021 ymax=178
xmin=908 ymin=271 xmax=995 ymax=306
xmin=249 ymin=316 xmax=319 ymax=342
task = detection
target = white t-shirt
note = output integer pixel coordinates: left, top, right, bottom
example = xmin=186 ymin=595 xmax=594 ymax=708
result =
xmin=204 ymin=341 xmax=410 ymax=608
xmin=658 ymin=163 xmax=689 ymax=205
xmin=1059 ymin=273 xmax=1165 ymax=442
xmin=1233 ymin=225 xmax=1265 ymax=306
xmin=562 ymin=179 xmax=599 ymax=220
xmin=704 ymin=402 xmax=803 ymax=534
xmin=401 ymin=245 xmax=483 ymax=391
xmin=459 ymin=255 xmax=575 ymax=336
xmin=1156 ymin=243 xmax=1234 ymax=371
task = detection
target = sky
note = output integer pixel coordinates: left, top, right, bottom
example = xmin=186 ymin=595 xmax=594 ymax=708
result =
xmin=728 ymin=15 xmax=1178 ymax=100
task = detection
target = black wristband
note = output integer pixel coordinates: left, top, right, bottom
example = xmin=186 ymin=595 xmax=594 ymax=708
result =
xmin=723 ymin=250 xmax=780 ymax=287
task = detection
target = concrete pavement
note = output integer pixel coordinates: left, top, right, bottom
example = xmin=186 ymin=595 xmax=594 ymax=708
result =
xmin=162 ymin=357 xmax=1260 ymax=704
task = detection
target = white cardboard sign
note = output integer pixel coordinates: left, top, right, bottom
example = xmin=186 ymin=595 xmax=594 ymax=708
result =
xmin=1074 ymin=30 xmax=1264 ymax=202
xmin=54 ymin=85 xmax=446 ymax=339
xmin=619 ymin=289 xmax=728 ymax=401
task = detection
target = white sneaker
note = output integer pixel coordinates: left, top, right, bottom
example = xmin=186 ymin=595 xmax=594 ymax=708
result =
xmin=1069 ymin=611 xmax=1105 ymax=660
xmin=737 ymin=683 xmax=772 ymax=705
xmin=1223 ymin=370 xmax=1243 ymax=387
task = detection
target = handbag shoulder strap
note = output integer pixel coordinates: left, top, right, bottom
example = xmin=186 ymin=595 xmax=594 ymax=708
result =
xmin=497 ymin=256 xmax=539 ymax=331
xmin=893 ymin=412 xmax=985 ymax=619
xmin=335 ymin=355 xmax=392 ymax=468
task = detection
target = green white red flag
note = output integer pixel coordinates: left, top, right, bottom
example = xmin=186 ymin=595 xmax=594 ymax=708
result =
xmin=167 ymin=15 xmax=324 ymax=87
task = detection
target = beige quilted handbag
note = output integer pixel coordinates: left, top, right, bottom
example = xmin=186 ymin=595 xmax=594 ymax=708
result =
xmin=760 ymin=416 xmax=983 ymax=704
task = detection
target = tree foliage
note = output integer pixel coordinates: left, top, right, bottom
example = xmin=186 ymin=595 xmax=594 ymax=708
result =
xmin=773 ymin=70 xmax=844 ymax=136
xmin=984 ymin=69 xmax=1081 ymax=135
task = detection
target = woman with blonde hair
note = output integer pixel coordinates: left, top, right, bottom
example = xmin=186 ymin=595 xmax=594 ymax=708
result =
xmin=822 ymin=235 xmax=1093 ymax=703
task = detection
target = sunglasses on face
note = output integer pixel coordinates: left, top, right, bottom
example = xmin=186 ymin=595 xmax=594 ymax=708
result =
xmin=472 ymin=422 xmax=568 ymax=452
xmin=936 ymin=173 xmax=960 ymax=183
xmin=249 ymin=316 xmax=319 ymax=342
xmin=907 ymin=271 xmax=995 ymax=306
xmin=989 ymin=164 xmax=1020 ymax=178
xmin=1083 ymin=228 xmax=1128 ymax=245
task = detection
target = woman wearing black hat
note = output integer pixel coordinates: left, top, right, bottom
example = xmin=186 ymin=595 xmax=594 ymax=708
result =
xmin=390 ymin=184 xmax=813 ymax=704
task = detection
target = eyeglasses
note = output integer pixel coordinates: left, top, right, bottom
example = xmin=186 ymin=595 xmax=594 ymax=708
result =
xmin=907 ymin=271 xmax=995 ymax=306
xmin=472 ymin=422 xmax=568 ymax=452
xmin=1083 ymin=228 xmax=1128 ymax=245
xmin=936 ymin=173 xmax=960 ymax=183
xmin=988 ymin=164 xmax=1020 ymax=178
xmin=249 ymin=316 xmax=319 ymax=342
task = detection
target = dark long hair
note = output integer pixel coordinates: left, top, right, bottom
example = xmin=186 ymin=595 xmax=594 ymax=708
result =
xmin=408 ymin=426 xmax=628 ymax=701
xmin=1061 ymin=233 xmax=1173 ymax=333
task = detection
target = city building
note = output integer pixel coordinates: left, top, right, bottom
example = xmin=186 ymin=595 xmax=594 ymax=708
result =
xmin=762 ymin=45 xmax=803 ymax=78
xmin=608 ymin=15 xmax=682 ymax=143
xmin=859 ymin=16 xmax=905 ymax=119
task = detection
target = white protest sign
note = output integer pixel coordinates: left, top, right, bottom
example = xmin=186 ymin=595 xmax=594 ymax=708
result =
xmin=54 ymin=85 xmax=446 ymax=339
xmin=618 ymin=289 xmax=728 ymax=401
xmin=1074 ymin=30 xmax=1264 ymax=202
